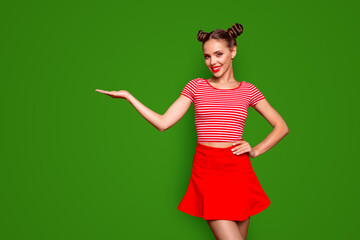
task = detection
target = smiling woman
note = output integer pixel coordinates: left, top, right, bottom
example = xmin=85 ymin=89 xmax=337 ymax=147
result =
xmin=176 ymin=24 xmax=288 ymax=240
xmin=95 ymin=22 xmax=288 ymax=240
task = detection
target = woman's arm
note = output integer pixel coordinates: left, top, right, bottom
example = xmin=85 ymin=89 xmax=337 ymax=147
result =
xmin=250 ymin=98 xmax=289 ymax=157
xmin=126 ymin=93 xmax=192 ymax=132
xmin=95 ymin=89 xmax=192 ymax=132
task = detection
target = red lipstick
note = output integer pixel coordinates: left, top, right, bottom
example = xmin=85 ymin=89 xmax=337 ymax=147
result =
xmin=211 ymin=66 xmax=222 ymax=72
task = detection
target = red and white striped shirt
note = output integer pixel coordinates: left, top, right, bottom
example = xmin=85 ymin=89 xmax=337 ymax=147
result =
xmin=180 ymin=78 xmax=266 ymax=142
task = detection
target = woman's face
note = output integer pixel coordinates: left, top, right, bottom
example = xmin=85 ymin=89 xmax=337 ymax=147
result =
xmin=202 ymin=39 xmax=236 ymax=77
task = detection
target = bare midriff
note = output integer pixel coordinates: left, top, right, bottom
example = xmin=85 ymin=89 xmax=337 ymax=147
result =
xmin=197 ymin=141 xmax=236 ymax=148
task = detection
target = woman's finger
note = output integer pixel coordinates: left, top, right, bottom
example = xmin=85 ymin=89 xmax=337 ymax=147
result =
xmin=232 ymin=140 xmax=245 ymax=146
xmin=95 ymin=89 xmax=106 ymax=92
xmin=96 ymin=90 xmax=118 ymax=97
xmin=231 ymin=146 xmax=241 ymax=152
xmin=232 ymin=147 xmax=243 ymax=154
xmin=234 ymin=145 xmax=252 ymax=155
xmin=234 ymin=149 xmax=244 ymax=155
xmin=96 ymin=89 xmax=111 ymax=94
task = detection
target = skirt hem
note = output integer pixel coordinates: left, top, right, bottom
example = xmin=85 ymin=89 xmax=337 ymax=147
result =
xmin=177 ymin=199 xmax=271 ymax=221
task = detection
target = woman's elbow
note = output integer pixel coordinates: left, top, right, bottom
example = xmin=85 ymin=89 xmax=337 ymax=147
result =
xmin=284 ymin=127 xmax=289 ymax=136
xmin=158 ymin=122 xmax=170 ymax=132
xmin=282 ymin=123 xmax=289 ymax=136
xmin=274 ymin=122 xmax=289 ymax=136
xmin=158 ymin=127 xmax=166 ymax=132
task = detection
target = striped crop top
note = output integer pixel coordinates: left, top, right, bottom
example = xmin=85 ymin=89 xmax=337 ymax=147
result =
xmin=180 ymin=78 xmax=266 ymax=142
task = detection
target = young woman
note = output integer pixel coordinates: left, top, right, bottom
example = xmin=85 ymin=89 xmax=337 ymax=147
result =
xmin=96 ymin=23 xmax=289 ymax=240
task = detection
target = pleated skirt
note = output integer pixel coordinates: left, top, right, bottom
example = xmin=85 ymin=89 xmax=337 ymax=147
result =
xmin=177 ymin=142 xmax=271 ymax=221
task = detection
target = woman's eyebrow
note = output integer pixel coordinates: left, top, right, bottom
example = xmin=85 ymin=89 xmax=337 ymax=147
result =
xmin=204 ymin=50 xmax=224 ymax=55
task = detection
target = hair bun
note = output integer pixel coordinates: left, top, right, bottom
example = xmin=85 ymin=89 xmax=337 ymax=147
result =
xmin=197 ymin=30 xmax=209 ymax=42
xmin=227 ymin=23 xmax=243 ymax=39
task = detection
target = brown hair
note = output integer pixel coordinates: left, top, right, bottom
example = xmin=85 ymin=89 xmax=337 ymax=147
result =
xmin=197 ymin=23 xmax=243 ymax=49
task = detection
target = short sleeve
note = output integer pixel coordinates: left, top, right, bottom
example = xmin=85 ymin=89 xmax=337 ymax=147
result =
xmin=180 ymin=78 xmax=198 ymax=103
xmin=248 ymin=82 xmax=265 ymax=107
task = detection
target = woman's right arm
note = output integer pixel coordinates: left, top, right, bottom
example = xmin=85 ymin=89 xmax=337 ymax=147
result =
xmin=95 ymin=89 xmax=192 ymax=132
xmin=126 ymin=93 xmax=192 ymax=132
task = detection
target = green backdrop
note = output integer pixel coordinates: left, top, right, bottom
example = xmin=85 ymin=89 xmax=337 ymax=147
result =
xmin=1 ymin=0 xmax=359 ymax=239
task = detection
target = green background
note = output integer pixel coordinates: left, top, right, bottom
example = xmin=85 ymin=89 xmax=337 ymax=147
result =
xmin=1 ymin=0 xmax=359 ymax=239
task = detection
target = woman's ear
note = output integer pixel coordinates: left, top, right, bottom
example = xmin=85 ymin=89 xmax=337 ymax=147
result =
xmin=231 ymin=46 xmax=237 ymax=59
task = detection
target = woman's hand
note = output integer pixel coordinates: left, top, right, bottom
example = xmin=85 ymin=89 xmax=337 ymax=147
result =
xmin=231 ymin=140 xmax=257 ymax=158
xmin=95 ymin=89 xmax=130 ymax=100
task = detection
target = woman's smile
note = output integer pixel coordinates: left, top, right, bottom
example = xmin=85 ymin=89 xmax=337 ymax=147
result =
xmin=211 ymin=66 xmax=222 ymax=72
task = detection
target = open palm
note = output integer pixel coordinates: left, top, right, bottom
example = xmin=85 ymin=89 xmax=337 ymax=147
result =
xmin=95 ymin=89 xmax=129 ymax=99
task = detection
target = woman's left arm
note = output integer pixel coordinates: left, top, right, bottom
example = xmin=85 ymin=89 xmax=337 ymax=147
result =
xmin=249 ymin=98 xmax=289 ymax=158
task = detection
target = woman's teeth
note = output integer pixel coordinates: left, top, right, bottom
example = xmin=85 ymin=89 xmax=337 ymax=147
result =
xmin=212 ymin=66 xmax=221 ymax=72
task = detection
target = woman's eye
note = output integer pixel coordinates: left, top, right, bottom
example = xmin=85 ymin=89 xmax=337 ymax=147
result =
xmin=204 ymin=53 xmax=222 ymax=59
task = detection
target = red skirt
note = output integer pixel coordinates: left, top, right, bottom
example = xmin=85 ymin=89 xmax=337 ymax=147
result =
xmin=177 ymin=142 xmax=271 ymax=221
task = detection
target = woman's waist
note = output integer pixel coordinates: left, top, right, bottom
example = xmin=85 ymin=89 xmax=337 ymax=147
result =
xmin=197 ymin=141 xmax=237 ymax=149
